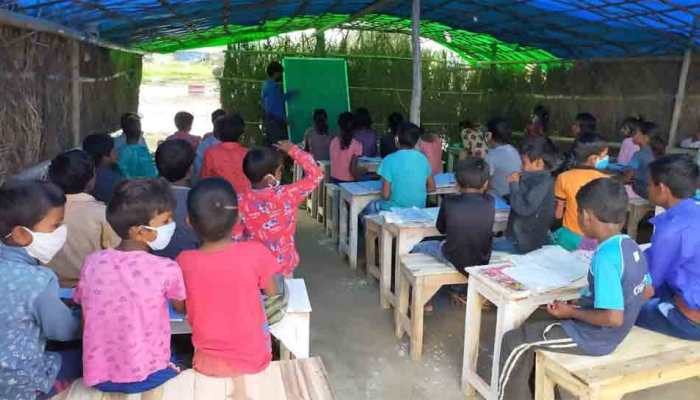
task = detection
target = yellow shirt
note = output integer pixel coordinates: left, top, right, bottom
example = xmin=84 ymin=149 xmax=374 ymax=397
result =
xmin=554 ymin=168 xmax=607 ymax=235
xmin=47 ymin=193 xmax=120 ymax=287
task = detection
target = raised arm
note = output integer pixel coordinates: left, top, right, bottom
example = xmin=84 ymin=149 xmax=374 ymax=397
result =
xmin=276 ymin=141 xmax=323 ymax=202
xmin=509 ymin=177 xmax=551 ymax=217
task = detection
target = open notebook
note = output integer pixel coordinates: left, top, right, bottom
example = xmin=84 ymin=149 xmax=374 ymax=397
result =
xmin=501 ymin=246 xmax=591 ymax=293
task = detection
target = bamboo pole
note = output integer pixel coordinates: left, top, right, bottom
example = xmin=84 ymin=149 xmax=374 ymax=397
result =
xmin=71 ymin=41 xmax=81 ymax=147
xmin=410 ymin=0 xmax=422 ymax=125
xmin=0 ymin=8 xmax=144 ymax=54
xmin=667 ymin=48 xmax=692 ymax=150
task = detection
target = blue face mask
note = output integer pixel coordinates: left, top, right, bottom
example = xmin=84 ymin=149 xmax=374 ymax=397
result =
xmin=595 ymin=155 xmax=610 ymax=170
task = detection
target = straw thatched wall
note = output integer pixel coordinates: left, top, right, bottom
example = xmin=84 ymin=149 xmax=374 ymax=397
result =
xmin=0 ymin=26 xmax=142 ymax=182
xmin=220 ymin=34 xmax=698 ymax=145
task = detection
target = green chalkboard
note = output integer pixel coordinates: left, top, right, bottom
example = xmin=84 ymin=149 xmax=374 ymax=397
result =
xmin=283 ymin=57 xmax=350 ymax=144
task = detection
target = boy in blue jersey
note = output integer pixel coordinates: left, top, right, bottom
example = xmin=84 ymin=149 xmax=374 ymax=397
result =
xmin=636 ymin=155 xmax=700 ymax=340
xmin=362 ymin=122 xmax=436 ymax=215
xmin=498 ymin=178 xmax=653 ymax=400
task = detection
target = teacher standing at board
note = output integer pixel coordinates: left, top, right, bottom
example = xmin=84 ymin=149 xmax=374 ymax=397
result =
xmin=261 ymin=61 xmax=295 ymax=146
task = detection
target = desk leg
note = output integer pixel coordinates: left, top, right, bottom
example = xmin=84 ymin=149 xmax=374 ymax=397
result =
xmin=490 ymin=302 xmax=539 ymax=400
xmin=348 ymin=200 xmax=359 ymax=270
xmin=298 ymin=313 xmax=310 ymax=359
xmin=338 ymin=196 xmax=349 ymax=254
xmin=461 ymin=280 xmax=484 ymax=397
xmin=380 ymin=227 xmax=394 ymax=309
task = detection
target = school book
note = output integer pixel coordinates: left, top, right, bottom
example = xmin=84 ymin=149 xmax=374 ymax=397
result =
xmin=502 ymin=245 xmax=591 ymax=293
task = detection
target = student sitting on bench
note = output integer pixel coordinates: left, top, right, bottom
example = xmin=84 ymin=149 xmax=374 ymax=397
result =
xmin=498 ymin=178 xmax=652 ymax=400
xmin=411 ymin=157 xmax=494 ymax=278
xmin=177 ymin=178 xmax=281 ymax=377
xmin=636 ymin=155 xmax=700 ymax=341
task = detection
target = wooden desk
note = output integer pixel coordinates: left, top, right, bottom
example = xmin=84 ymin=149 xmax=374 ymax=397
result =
xmin=338 ymin=174 xmax=458 ymax=270
xmin=626 ymin=197 xmax=654 ymax=241
xmin=378 ymin=208 xmax=510 ymax=309
xmin=51 ymin=357 xmax=335 ymax=400
xmin=171 ymin=279 xmax=312 ymax=359
xmin=460 ymin=265 xmax=585 ymax=400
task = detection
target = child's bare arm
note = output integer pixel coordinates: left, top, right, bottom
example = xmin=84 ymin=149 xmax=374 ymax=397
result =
xmin=643 ymin=284 xmax=655 ymax=300
xmin=171 ymin=300 xmax=186 ymax=314
xmin=547 ymin=301 xmax=624 ymax=327
xmin=555 ymin=199 xmax=565 ymax=219
xmin=426 ymin=175 xmax=436 ymax=193
xmin=381 ymin=179 xmax=391 ymax=200
xmin=264 ymin=274 xmax=283 ymax=297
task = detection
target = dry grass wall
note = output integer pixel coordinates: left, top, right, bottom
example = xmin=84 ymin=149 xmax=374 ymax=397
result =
xmin=0 ymin=26 xmax=142 ymax=182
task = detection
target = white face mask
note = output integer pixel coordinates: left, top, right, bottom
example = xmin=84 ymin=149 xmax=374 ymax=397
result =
xmin=22 ymin=225 xmax=68 ymax=264
xmin=141 ymin=222 xmax=176 ymax=251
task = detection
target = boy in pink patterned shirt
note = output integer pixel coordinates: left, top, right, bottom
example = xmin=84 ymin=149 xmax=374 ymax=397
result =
xmin=237 ymin=141 xmax=323 ymax=275
xmin=75 ymin=179 xmax=186 ymax=392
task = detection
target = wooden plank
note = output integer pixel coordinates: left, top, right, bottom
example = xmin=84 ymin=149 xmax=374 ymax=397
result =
xmin=71 ymin=40 xmax=81 ymax=147
xmin=53 ymin=358 xmax=335 ymax=400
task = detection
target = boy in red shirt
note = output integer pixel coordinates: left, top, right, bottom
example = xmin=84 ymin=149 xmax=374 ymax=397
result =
xmin=201 ymin=113 xmax=251 ymax=194
xmin=237 ymin=141 xmax=323 ymax=276
xmin=177 ymin=178 xmax=280 ymax=376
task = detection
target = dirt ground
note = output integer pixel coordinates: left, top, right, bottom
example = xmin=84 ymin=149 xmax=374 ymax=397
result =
xmin=139 ymin=83 xmax=220 ymax=148
xmin=291 ymin=212 xmax=699 ymax=400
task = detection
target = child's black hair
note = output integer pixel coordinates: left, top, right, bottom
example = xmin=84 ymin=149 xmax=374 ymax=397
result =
xmin=174 ymin=111 xmax=194 ymax=131
xmin=532 ymin=105 xmax=550 ymax=132
xmin=575 ymin=113 xmax=597 ymax=135
xmin=638 ymin=120 xmax=659 ymax=137
xmin=211 ymin=108 xmax=226 ymax=123
xmin=187 ymin=178 xmax=238 ymax=242
xmin=576 ymin=178 xmax=628 ymax=224
xmin=487 ymin=117 xmax=512 ymax=144
xmin=243 ymin=146 xmax=283 ymax=184
xmin=650 ymin=136 xmax=667 ymax=158
xmin=122 ymin=114 xmax=142 ymax=144
xmin=388 ymin=112 xmax=404 ymax=135
xmin=0 ymin=180 xmax=66 ymax=238
xmin=155 ymin=139 xmax=195 ymax=183
xmin=313 ymin=109 xmax=329 ymax=135
xmin=354 ymin=107 xmax=373 ymax=129
xmin=520 ymin=137 xmax=558 ymax=170
xmin=454 ymin=157 xmax=490 ymax=190
xmin=215 ymin=113 xmax=245 ymax=142
xmin=397 ymin=122 xmax=421 ymax=148
xmin=620 ymin=116 xmax=643 ymax=135
xmin=107 ymin=178 xmax=176 ymax=239
xmin=48 ymin=149 xmax=95 ymax=195
xmin=649 ymin=154 xmax=699 ymax=199
xmin=267 ymin=61 xmax=284 ymax=78
xmin=120 ymin=112 xmax=139 ymax=131
xmin=82 ymin=133 xmax=115 ymax=166
xmin=338 ymin=112 xmax=355 ymax=150
xmin=573 ymin=132 xmax=608 ymax=164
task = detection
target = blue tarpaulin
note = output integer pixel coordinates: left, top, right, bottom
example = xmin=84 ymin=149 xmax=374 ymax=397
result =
xmin=2 ymin=1 xmax=698 ymax=60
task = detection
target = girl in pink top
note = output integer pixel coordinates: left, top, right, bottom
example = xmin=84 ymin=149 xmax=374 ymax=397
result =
xmin=417 ymin=131 xmax=444 ymax=175
xmin=617 ymin=116 xmax=642 ymax=165
xmin=330 ymin=112 xmax=364 ymax=182
xmin=75 ymin=179 xmax=186 ymax=392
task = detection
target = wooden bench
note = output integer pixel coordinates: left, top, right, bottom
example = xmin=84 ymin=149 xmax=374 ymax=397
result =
xmin=535 ymin=327 xmax=700 ymax=400
xmin=394 ymin=253 xmax=468 ymax=360
xmin=324 ymin=183 xmax=340 ymax=244
xmin=364 ymin=214 xmax=383 ymax=280
xmin=51 ymin=357 xmax=335 ymax=400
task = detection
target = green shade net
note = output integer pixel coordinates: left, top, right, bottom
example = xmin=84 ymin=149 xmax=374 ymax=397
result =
xmin=136 ymin=13 xmax=557 ymax=64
